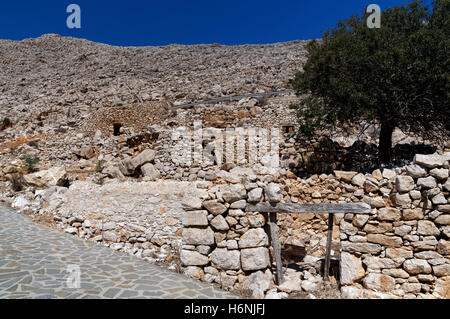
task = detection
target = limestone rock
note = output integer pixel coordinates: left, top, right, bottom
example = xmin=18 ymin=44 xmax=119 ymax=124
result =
xmin=239 ymin=228 xmax=269 ymax=248
xmin=182 ymin=227 xmax=214 ymax=245
xmin=23 ymin=167 xmax=67 ymax=188
xmin=247 ymin=188 xmax=263 ymax=203
xmin=363 ymin=273 xmax=395 ymax=293
xmin=417 ymin=176 xmax=437 ymax=189
xmin=220 ymin=184 xmax=247 ymax=203
xmin=351 ymin=173 xmax=366 ymax=187
xmin=202 ymin=200 xmax=227 ymax=215
xmin=430 ymin=168 xmax=449 ymax=180
xmin=334 ymin=171 xmax=357 ymax=183
xmin=378 ymin=208 xmax=401 ymax=221
xmin=241 ymin=247 xmax=270 ymax=271
xmin=414 ymin=153 xmax=446 ymax=168
xmin=180 ymin=250 xmax=209 ymax=266
xmin=396 ymin=176 xmax=415 ymax=193
xmin=182 ymin=211 xmax=208 ymax=227
xmin=406 ymin=165 xmax=427 ymax=178
xmin=417 ymin=220 xmax=440 ymax=236
xmin=433 ymin=264 xmax=450 ymax=277
xmin=367 ymin=234 xmax=402 ymax=248
xmin=340 ymin=252 xmax=365 ymax=285
xmin=341 ymin=242 xmax=383 ymax=254
xmin=403 ymin=259 xmax=432 ymax=275
xmin=395 ymin=193 xmax=411 ymax=207
xmin=210 ymin=215 xmax=229 ymax=231
xmin=264 ymin=183 xmax=283 ymax=203
xmin=120 ymin=149 xmax=155 ymax=175
xmin=210 ymin=248 xmax=240 ymax=270
xmin=181 ymin=196 xmax=203 ymax=211
xmin=141 ymin=163 xmax=160 ymax=180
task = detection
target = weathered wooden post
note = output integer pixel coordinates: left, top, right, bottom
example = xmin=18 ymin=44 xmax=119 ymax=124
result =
xmin=323 ymin=213 xmax=334 ymax=281
xmin=268 ymin=213 xmax=283 ymax=285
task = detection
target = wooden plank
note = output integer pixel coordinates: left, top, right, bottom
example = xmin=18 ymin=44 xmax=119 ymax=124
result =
xmin=323 ymin=213 xmax=334 ymax=281
xmin=246 ymin=202 xmax=371 ymax=215
xmin=267 ymin=213 xmax=283 ymax=285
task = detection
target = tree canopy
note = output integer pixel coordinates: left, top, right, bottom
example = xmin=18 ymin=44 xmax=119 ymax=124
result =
xmin=291 ymin=0 xmax=449 ymax=163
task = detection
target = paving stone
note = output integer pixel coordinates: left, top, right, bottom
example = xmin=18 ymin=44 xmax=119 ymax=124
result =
xmin=0 ymin=205 xmax=236 ymax=299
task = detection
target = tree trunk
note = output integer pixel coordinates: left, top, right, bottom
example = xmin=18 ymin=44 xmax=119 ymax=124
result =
xmin=378 ymin=121 xmax=396 ymax=164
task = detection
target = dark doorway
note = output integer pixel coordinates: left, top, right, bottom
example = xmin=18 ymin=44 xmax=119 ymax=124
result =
xmin=113 ymin=123 xmax=122 ymax=136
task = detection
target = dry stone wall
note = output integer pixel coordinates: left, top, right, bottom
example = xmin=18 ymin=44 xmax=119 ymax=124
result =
xmin=181 ymin=181 xmax=278 ymax=298
xmin=178 ymin=152 xmax=450 ymax=299
xmin=336 ymin=152 xmax=450 ymax=299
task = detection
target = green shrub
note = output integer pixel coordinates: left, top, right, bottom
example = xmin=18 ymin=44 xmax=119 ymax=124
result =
xmin=22 ymin=154 xmax=40 ymax=173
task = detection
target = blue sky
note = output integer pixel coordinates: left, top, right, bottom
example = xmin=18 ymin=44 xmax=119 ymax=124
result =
xmin=0 ymin=0 xmax=412 ymax=46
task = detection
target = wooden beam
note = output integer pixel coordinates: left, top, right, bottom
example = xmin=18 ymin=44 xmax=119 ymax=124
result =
xmin=246 ymin=202 xmax=371 ymax=215
xmin=267 ymin=213 xmax=283 ymax=285
xmin=323 ymin=213 xmax=334 ymax=281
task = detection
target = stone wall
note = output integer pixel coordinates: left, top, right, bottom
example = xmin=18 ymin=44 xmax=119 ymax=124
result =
xmin=180 ymin=181 xmax=279 ymax=298
xmin=179 ymin=152 xmax=450 ymax=299
xmin=337 ymin=152 xmax=450 ymax=299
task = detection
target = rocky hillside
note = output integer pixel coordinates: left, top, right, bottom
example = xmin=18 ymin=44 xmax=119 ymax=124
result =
xmin=0 ymin=34 xmax=308 ymax=128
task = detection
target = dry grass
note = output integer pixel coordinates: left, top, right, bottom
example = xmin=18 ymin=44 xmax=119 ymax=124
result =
xmin=0 ymin=134 xmax=45 ymax=151
xmin=21 ymin=210 xmax=58 ymax=230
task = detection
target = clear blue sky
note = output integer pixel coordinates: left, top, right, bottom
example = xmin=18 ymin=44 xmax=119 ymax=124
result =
xmin=0 ymin=0 xmax=412 ymax=46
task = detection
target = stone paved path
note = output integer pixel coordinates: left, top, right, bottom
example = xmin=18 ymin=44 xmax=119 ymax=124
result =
xmin=0 ymin=205 xmax=237 ymax=299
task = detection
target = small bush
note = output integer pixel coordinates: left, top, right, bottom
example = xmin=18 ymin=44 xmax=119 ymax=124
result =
xmin=95 ymin=160 xmax=105 ymax=173
xmin=10 ymin=174 xmax=25 ymax=192
xmin=21 ymin=153 xmax=40 ymax=173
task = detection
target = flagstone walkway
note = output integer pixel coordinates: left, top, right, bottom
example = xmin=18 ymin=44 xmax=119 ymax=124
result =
xmin=0 ymin=205 xmax=237 ymax=299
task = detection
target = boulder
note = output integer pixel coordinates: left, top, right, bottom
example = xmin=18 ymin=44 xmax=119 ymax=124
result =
xmin=120 ymin=149 xmax=155 ymax=175
xmin=23 ymin=167 xmax=67 ymax=188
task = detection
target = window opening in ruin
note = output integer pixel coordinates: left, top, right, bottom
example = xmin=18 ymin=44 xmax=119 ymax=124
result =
xmin=113 ymin=123 xmax=122 ymax=136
